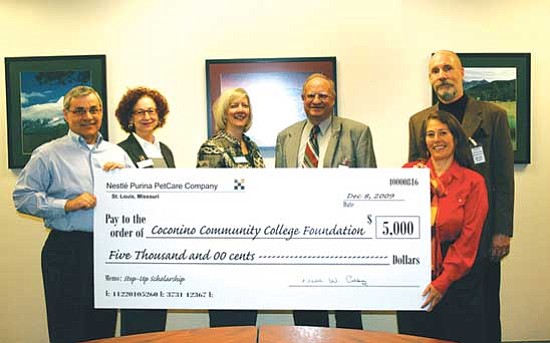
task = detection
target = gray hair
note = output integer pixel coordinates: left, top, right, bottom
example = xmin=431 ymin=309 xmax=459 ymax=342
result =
xmin=301 ymin=73 xmax=336 ymax=97
xmin=63 ymin=85 xmax=102 ymax=110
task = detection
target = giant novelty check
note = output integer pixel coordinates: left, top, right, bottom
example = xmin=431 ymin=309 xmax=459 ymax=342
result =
xmin=94 ymin=168 xmax=430 ymax=310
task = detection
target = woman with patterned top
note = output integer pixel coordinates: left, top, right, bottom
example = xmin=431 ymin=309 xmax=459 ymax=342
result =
xmin=196 ymin=87 xmax=264 ymax=327
xmin=197 ymin=88 xmax=264 ymax=169
xmin=397 ymin=111 xmax=488 ymax=343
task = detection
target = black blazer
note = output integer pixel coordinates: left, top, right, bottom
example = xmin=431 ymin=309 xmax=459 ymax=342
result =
xmin=118 ymin=134 xmax=175 ymax=168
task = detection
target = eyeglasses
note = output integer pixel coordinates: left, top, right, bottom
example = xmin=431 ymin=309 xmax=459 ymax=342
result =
xmin=69 ymin=107 xmax=102 ymax=115
xmin=133 ymin=108 xmax=158 ymax=117
xmin=304 ymin=93 xmax=332 ymax=101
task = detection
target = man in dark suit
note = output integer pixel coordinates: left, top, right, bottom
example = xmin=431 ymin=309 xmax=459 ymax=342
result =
xmin=408 ymin=50 xmax=514 ymax=342
xmin=275 ymin=73 xmax=376 ymax=329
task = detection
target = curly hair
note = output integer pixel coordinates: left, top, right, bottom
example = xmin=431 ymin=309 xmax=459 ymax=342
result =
xmin=419 ymin=110 xmax=474 ymax=169
xmin=115 ymin=87 xmax=170 ymax=133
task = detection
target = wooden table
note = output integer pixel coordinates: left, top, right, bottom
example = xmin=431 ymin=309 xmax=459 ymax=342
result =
xmin=259 ymin=325 xmax=454 ymax=343
xmin=86 ymin=325 xmax=454 ymax=343
xmin=86 ymin=326 xmax=257 ymax=343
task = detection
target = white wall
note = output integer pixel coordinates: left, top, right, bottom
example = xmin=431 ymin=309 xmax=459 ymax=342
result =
xmin=1 ymin=0 xmax=549 ymax=341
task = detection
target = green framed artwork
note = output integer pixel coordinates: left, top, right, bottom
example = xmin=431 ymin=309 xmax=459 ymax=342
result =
xmin=432 ymin=53 xmax=531 ymax=164
xmin=5 ymin=55 xmax=108 ymax=168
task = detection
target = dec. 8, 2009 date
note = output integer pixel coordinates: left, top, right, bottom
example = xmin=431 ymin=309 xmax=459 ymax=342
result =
xmin=343 ymin=193 xmax=396 ymax=208
xmin=347 ymin=192 xmax=396 ymax=201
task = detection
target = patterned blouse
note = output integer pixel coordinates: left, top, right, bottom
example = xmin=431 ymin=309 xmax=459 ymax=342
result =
xmin=196 ymin=130 xmax=265 ymax=168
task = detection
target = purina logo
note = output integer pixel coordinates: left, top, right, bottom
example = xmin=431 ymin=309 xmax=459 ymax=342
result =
xmin=234 ymin=179 xmax=245 ymax=191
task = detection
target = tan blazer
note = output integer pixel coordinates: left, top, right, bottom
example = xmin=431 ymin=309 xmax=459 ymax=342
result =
xmin=408 ymin=97 xmax=515 ymax=241
xmin=275 ymin=116 xmax=377 ymax=168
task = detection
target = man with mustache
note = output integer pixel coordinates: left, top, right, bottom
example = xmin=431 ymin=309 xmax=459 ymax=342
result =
xmin=405 ymin=50 xmax=514 ymax=342
xmin=13 ymin=86 xmax=133 ymax=342
xmin=275 ymin=73 xmax=377 ymax=329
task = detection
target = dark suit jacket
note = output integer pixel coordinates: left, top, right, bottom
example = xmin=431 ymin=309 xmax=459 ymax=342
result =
xmin=408 ymin=97 xmax=514 ymax=243
xmin=275 ymin=116 xmax=376 ymax=168
xmin=118 ymin=134 xmax=175 ymax=168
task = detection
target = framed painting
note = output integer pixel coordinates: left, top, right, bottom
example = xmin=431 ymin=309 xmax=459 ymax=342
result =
xmin=206 ymin=57 xmax=337 ymax=157
xmin=432 ymin=53 xmax=531 ymax=164
xmin=5 ymin=55 xmax=108 ymax=168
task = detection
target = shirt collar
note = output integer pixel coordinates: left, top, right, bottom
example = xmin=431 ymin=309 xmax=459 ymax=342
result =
xmin=132 ymin=132 xmax=160 ymax=150
xmin=68 ymin=129 xmax=103 ymax=146
xmin=306 ymin=116 xmax=332 ymax=136
xmin=219 ymin=130 xmax=250 ymax=145
xmin=427 ymin=159 xmax=463 ymax=184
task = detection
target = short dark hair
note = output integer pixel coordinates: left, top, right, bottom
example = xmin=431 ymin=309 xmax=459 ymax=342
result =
xmin=419 ymin=110 xmax=474 ymax=169
xmin=115 ymin=87 xmax=169 ymax=133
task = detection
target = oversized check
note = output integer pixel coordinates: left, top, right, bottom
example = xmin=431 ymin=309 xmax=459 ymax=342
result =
xmin=94 ymin=168 xmax=430 ymax=310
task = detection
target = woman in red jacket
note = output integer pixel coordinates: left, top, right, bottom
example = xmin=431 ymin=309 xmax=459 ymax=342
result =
xmin=398 ymin=111 xmax=488 ymax=343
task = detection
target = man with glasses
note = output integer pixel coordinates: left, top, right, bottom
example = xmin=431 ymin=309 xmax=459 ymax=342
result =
xmin=13 ymin=86 xmax=133 ymax=342
xmin=275 ymin=73 xmax=377 ymax=328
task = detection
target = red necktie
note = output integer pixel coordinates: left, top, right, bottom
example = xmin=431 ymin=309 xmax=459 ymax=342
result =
xmin=303 ymin=125 xmax=320 ymax=168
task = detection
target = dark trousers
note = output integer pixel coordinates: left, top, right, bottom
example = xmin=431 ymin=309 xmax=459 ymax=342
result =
xmin=484 ymin=261 xmax=502 ymax=343
xmin=397 ymin=266 xmax=485 ymax=343
xmin=293 ymin=310 xmax=363 ymax=329
xmin=42 ymin=230 xmax=116 ymax=343
xmin=209 ymin=310 xmax=258 ymax=327
xmin=120 ymin=309 xmax=167 ymax=336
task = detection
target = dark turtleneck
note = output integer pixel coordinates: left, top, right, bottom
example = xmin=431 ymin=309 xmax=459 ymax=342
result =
xmin=439 ymin=94 xmax=468 ymax=124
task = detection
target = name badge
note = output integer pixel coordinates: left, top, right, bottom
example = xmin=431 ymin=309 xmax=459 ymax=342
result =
xmin=338 ymin=158 xmax=351 ymax=168
xmin=471 ymin=146 xmax=486 ymax=164
xmin=136 ymin=159 xmax=154 ymax=168
xmin=233 ymin=156 xmax=248 ymax=164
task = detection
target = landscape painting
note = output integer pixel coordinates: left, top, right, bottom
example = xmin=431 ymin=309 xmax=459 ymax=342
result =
xmin=430 ymin=53 xmax=530 ymax=163
xmin=5 ymin=55 xmax=107 ymax=168
xmin=463 ymin=67 xmax=517 ymax=149
xmin=20 ymin=70 xmax=91 ymax=154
